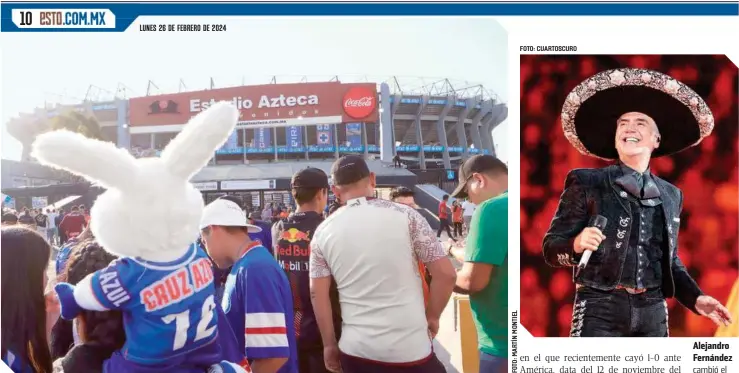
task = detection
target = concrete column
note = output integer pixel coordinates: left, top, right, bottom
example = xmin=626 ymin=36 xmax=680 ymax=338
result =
xmin=304 ymin=125 xmax=310 ymax=160
xmin=243 ymin=127 xmax=248 ymax=164
xmin=333 ymin=123 xmax=339 ymax=159
xmin=274 ymin=127 xmax=279 ymax=161
xmin=391 ymin=93 xmax=403 ymax=156
xmin=414 ymin=96 xmax=429 ymax=170
xmin=455 ymin=98 xmax=473 ymax=159
xmin=362 ymin=122 xmax=369 ymax=158
xmin=436 ymin=96 xmax=454 ymax=170
xmin=481 ymin=116 xmax=494 ymax=155
xmin=116 ymin=99 xmax=130 ymax=149
xmin=469 ymin=100 xmax=492 ymax=152
xmin=379 ymin=83 xmax=394 ymax=162
xmin=487 ymin=102 xmax=508 ymax=157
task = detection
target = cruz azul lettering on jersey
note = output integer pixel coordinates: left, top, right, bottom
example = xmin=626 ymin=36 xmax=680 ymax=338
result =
xmin=139 ymin=258 xmax=214 ymax=312
xmin=98 ymin=268 xmax=131 ymax=307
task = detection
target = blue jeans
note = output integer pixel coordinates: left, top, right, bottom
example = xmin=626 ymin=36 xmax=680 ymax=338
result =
xmin=479 ymin=351 xmax=507 ymax=373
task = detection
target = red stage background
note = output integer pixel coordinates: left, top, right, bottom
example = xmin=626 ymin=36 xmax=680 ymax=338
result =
xmin=519 ymin=55 xmax=738 ymax=337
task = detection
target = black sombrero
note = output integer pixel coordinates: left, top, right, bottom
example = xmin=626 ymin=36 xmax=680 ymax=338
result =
xmin=561 ymin=68 xmax=714 ymax=160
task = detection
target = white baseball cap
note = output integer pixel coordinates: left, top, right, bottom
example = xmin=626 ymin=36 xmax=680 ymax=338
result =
xmin=199 ymin=199 xmax=262 ymax=233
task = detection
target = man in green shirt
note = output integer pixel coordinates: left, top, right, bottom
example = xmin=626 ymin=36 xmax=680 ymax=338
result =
xmin=446 ymin=155 xmax=508 ymax=373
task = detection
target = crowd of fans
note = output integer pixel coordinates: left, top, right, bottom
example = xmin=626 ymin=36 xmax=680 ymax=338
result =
xmin=519 ymin=55 xmax=738 ymax=337
xmin=1 ymin=153 xmax=510 ymax=373
xmin=0 ymin=201 xmax=301 ymax=250
xmin=1 ymin=205 xmax=90 ymax=246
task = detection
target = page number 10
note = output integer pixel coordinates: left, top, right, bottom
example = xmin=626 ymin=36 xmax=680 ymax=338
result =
xmin=161 ymin=294 xmax=217 ymax=350
xmin=18 ymin=11 xmax=33 ymax=26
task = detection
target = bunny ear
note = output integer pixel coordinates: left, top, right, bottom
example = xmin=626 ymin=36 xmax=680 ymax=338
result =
xmin=159 ymin=101 xmax=239 ymax=180
xmin=31 ymin=130 xmax=138 ymax=190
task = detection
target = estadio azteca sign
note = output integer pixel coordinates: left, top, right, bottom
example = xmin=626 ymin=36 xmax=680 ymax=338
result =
xmin=190 ymin=94 xmax=320 ymax=112
xmin=128 ymin=82 xmax=378 ymax=127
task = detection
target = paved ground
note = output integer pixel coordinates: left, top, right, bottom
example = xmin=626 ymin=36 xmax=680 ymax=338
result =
xmin=433 ymin=231 xmax=466 ymax=373
xmin=434 ymin=292 xmax=464 ymax=372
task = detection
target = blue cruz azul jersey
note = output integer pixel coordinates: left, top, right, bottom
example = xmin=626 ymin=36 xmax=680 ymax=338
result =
xmin=79 ymin=244 xmax=224 ymax=372
xmin=222 ymin=243 xmax=298 ymax=373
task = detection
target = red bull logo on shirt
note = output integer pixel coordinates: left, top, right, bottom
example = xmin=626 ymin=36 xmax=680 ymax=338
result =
xmin=277 ymin=229 xmax=311 ymax=256
xmin=279 ymin=228 xmax=311 ymax=244
xmin=277 ymin=228 xmax=311 ymax=271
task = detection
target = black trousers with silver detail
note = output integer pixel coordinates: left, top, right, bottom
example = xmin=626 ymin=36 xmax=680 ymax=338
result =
xmin=570 ymin=286 xmax=668 ymax=337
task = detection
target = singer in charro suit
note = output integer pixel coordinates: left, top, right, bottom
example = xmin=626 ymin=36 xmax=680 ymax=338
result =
xmin=542 ymin=68 xmax=733 ymax=337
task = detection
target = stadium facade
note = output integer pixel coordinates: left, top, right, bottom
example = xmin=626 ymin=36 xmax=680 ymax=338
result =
xmin=5 ymin=78 xmax=507 ymax=210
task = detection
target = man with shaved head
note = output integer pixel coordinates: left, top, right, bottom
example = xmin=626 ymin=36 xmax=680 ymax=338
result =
xmin=310 ymin=155 xmax=455 ymax=372
xmin=543 ymin=68 xmax=732 ymax=337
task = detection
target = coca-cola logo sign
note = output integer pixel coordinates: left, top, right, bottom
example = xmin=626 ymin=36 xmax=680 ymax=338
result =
xmin=342 ymin=86 xmax=376 ymax=119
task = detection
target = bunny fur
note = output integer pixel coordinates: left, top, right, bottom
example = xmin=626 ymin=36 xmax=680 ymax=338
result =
xmin=31 ymin=102 xmax=239 ymax=262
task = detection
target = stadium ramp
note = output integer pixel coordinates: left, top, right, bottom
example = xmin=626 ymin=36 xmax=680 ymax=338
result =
xmin=413 ymin=184 xmax=461 ymax=231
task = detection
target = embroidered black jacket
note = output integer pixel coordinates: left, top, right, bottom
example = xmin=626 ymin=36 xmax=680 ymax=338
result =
xmin=542 ymin=164 xmax=704 ymax=313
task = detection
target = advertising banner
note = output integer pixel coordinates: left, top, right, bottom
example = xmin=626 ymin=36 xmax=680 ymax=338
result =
xmin=338 ymin=145 xmax=364 ymax=153
xmin=277 ymin=146 xmax=305 ymax=153
xmin=2 ymin=194 xmax=15 ymax=210
xmin=307 ymin=145 xmax=335 ymax=153
xmin=192 ymin=181 xmax=218 ymax=191
xmin=221 ymin=180 xmax=276 ymax=191
xmin=396 ymin=145 xmax=421 ymax=152
xmin=128 ymin=82 xmax=378 ymax=130
xmin=32 ymin=196 xmax=48 ymax=209
xmin=220 ymin=129 xmax=239 ymax=151
xmin=316 ymin=124 xmax=333 ymax=147
xmin=287 ymin=126 xmax=303 ymax=148
xmin=255 ymin=127 xmax=272 ymax=149
xmin=346 ymin=122 xmax=362 ymax=147
xmin=45 ymin=101 xmax=119 ymax=123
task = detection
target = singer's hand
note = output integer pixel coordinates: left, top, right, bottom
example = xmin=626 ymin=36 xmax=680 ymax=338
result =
xmin=574 ymin=227 xmax=606 ymax=254
xmin=695 ymin=295 xmax=733 ymax=327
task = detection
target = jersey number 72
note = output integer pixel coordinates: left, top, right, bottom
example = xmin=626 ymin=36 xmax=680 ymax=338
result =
xmin=161 ymin=294 xmax=217 ymax=350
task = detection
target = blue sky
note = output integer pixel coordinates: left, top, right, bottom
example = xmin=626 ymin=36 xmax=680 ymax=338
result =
xmin=1 ymin=17 xmax=508 ymax=161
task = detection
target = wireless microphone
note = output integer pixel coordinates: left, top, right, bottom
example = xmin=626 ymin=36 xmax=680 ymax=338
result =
xmin=577 ymin=215 xmax=607 ymax=275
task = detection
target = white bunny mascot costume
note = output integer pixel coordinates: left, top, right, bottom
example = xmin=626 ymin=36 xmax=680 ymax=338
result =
xmin=33 ymin=102 xmax=248 ymax=373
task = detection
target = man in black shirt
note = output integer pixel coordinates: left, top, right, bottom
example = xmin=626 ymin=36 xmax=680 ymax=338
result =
xmin=35 ymin=209 xmax=48 ymax=236
xmin=18 ymin=207 xmax=35 ymax=226
xmin=272 ymin=167 xmax=341 ymax=373
xmin=55 ymin=208 xmax=67 ymax=244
